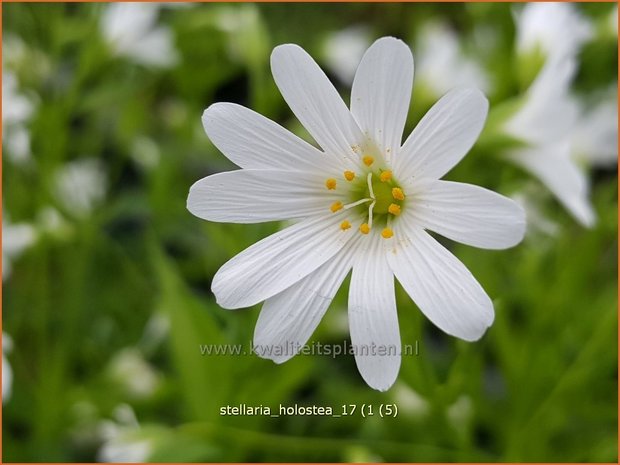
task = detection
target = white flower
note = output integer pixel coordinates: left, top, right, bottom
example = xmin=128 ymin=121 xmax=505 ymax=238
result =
xmin=503 ymin=57 xmax=597 ymax=227
xmin=99 ymin=434 xmax=152 ymax=463
xmin=3 ymin=212 xmax=37 ymax=281
xmin=514 ymin=2 xmax=593 ymax=61
xmin=101 ymin=3 xmax=179 ymax=68
xmin=504 ymin=3 xmax=612 ymax=228
xmin=2 ymin=72 xmax=33 ymax=127
xmin=53 ymin=158 xmax=107 ymax=218
xmin=188 ymin=38 xmax=525 ymax=390
xmin=4 ymin=126 xmax=32 ymax=164
xmin=97 ymin=405 xmax=152 ymax=463
xmin=107 ymin=348 xmax=160 ymax=399
xmin=322 ymin=26 xmax=372 ymax=85
xmin=3 ymin=34 xmax=27 ymax=68
xmin=2 ymin=333 xmax=13 ymax=403
xmin=2 ymin=71 xmax=34 ymax=164
xmin=416 ymin=22 xmax=491 ymax=96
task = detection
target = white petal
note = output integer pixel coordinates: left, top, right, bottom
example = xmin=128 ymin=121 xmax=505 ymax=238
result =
xmin=508 ymin=143 xmax=595 ymax=227
xmin=504 ymin=57 xmax=578 ymax=146
xmin=270 ymin=44 xmax=364 ymax=167
xmin=212 ymin=213 xmax=352 ymax=309
xmin=350 ymin=37 xmax=413 ymax=162
xmin=408 ymin=180 xmax=526 ymax=249
xmin=349 ymin=235 xmax=400 ymax=391
xmin=387 ymin=220 xmax=494 ymax=341
xmin=253 ymin=235 xmax=361 ymax=363
xmin=202 ymin=103 xmax=342 ymax=173
xmin=187 ymin=169 xmax=336 ymax=223
xmin=395 ymin=88 xmax=489 ymax=181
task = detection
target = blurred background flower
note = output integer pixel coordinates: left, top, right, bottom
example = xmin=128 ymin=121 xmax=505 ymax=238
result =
xmin=53 ymin=158 xmax=107 ymax=219
xmin=415 ymin=20 xmax=492 ymax=98
xmin=2 ymin=70 xmax=35 ymax=164
xmin=496 ymin=2 xmax=617 ymax=228
xmin=101 ymin=3 xmax=179 ymax=68
xmin=2 ymin=2 xmax=617 ymax=462
xmin=2 ymin=212 xmax=37 ymax=281
xmin=514 ymin=2 xmax=592 ymax=64
xmin=322 ymin=26 xmax=372 ymax=85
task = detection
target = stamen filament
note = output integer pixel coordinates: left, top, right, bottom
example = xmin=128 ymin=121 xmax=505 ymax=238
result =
xmin=343 ymin=198 xmax=373 ymax=210
xmin=367 ymin=200 xmax=376 ymax=228
xmin=366 ymin=172 xmax=375 ymax=200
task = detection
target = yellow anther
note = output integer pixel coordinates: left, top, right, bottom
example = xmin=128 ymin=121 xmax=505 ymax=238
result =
xmin=362 ymin=155 xmax=374 ymax=166
xmin=325 ymin=178 xmax=337 ymax=190
xmin=381 ymin=228 xmax=394 ymax=239
xmin=344 ymin=170 xmax=355 ymax=181
xmin=388 ymin=203 xmax=401 ymax=216
xmin=330 ymin=201 xmax=343 ymax=213
xmin=340 ymin=220 xmax=351 ymax=231
xmin=392 ymin=187 xmax=405 ymax=201
xmin=359 ymin=223 xmax=370 ymax=234
xmin=380 ymin=170 xmax=392 ymax=182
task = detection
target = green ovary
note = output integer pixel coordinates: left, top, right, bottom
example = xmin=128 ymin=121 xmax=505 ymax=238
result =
xmin=349 ymin=170 xmax=405 ymax=224
xmin=370 ymin=176 xmax=395 ymax=214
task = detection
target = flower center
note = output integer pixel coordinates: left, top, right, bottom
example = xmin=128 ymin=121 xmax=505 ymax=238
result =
xmin=324 ymin=155 xmax=406 ymax=238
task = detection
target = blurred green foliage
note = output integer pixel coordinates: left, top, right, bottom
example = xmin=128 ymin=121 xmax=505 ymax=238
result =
xmin=2 ymin=2 xmax=617 ymax=462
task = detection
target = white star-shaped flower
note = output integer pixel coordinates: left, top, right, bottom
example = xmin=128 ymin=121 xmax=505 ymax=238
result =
xmin=188 ymin=37 xmax=525 ymax=390
xmin=503 ymin=3 xmax=612 ymax=228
